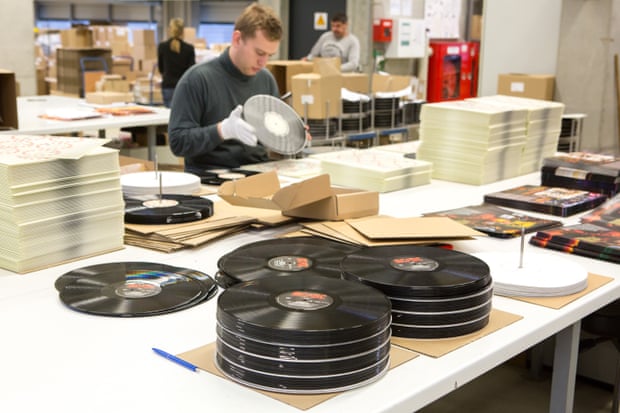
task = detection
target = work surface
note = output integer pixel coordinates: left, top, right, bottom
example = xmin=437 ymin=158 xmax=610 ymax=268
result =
xmin=0 ymin=171 xmax=617 ymax=413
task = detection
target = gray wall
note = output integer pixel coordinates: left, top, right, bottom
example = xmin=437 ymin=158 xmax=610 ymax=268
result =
xmin=1 ymin=1 xmax=36 ymax=96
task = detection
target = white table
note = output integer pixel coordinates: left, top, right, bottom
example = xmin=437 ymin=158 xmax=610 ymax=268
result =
xmin=0 ymin=172 xmax=617 ymax=413
xmin=0 ymin=95 xmax=170 ymax=160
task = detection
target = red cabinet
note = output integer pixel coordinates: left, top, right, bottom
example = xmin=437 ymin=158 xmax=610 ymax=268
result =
xmin=427 ymin=41 xmax=480 ymax=103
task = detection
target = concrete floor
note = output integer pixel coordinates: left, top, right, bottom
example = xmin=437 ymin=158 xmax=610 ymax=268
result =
xmin=417 ymin=359 xmax=614 ymax=413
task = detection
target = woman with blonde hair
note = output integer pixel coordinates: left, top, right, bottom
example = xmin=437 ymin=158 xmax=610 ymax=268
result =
xmin=157 ymin=18 xmax=196 ymax=107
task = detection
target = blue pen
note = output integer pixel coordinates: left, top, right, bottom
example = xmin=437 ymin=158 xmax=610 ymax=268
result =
xmin=152 ymin=347 xmax=198 ymax=372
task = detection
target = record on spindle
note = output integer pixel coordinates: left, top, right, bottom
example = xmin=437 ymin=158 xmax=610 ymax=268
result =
xmin=216 ymin=236 xmax=361 ymax=287
xmin=124 ymin=194 xmax=214 ymax=224
xmin=216 ymin=274 xmax=392 ymax=345
xmin=388 ymin=280 xmax=493 ymax=313
xmin=55 ymin=262 xmax=217 ymax=316
xmin=390 ymin=298 xmax=492 ymax=326
xmin=340 ymin=245 xmax=492 ymax=297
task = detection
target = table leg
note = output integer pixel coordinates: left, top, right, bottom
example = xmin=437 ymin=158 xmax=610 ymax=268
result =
xmin=549 ymin=321 xmax=581 ymax=413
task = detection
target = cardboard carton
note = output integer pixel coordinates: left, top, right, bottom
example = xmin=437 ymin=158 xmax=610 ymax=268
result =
xmin=372 ymin=73 xmax=413 ymax=93
xmin=342 ymin=72 xmax=370 ymax=94
xmin=60 ymin=28 xmax=93 ymax=48
xmin=266 ymin=60 xmax=314 ymax=96
xmin=497 ymin=73 xmax=555 ymax=100
xmin=291 ymin=73 xmax=343 ymax=119
xmin=218 ymin=171 xmax=379 ymax=220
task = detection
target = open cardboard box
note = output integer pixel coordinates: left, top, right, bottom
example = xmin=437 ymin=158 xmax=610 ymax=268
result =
xmin=218 ymin=171 xmax=379 ymax=221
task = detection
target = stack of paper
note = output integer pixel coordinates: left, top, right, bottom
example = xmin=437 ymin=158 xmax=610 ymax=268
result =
xmin=311 ymin=148 xmax=432 ymax=192
xmin=0 ymin=135 xmax=124 ymax=273
xmin=121 ymin=171 xmax=201 ymax=197
xmin=417 ymin=99 xmax=527 ymax=184
xmin=474 ymin=95 xmax=564 ymax=174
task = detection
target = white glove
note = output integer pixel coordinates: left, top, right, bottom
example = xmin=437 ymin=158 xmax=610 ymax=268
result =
xmin=220 ymin=105 xmax=257 ymax=146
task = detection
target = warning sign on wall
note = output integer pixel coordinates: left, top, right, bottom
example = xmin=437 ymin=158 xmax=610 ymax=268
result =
xmin=314 ymin=12 xmax=328 ymax=30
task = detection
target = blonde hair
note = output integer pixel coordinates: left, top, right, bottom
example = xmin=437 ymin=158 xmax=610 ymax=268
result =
xmin=234 ymin=3 xmax=282 ymax=41
xmin=168 ymin=18 xmax=184 ymax=53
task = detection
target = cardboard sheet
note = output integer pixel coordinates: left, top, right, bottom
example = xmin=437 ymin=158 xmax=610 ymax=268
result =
xmin=178 ymin=343 xmax=418 ymax=411
xmin=345 ymin=216 xmax=486 ymax=240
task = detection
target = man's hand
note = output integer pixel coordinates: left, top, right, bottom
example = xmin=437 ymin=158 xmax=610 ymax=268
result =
xmin=219 ymin=105 xmax=257 ymax=146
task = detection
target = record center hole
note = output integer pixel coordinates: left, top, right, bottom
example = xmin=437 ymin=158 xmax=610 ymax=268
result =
xmin=142 ymin=199 xmax=179 ymax=208
xmin=264 ymin=111 xmax=290 ymax=137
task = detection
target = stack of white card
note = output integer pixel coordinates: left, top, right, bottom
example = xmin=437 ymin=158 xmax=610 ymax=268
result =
xmin=0 ymin=135 xmax=124 ymax=273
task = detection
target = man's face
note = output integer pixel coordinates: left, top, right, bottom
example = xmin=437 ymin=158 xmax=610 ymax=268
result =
xmin=232 ymin=29 xmax=279 ymax=76
xmin=331 ymin=21 xmax=347 ymax=39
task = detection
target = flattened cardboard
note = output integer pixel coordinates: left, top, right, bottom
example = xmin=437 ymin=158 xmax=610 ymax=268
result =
xmin=218 ymin=171 xmax=379 ymax=221
xmin=177 ymin=342 xmax=418 ymax=411
xmin=345 ymin=216 xmax=486 ymax=239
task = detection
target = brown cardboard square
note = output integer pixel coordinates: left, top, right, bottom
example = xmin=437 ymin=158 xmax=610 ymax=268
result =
xmin=291 ymin=73 xmax=343 ymax=118
xmin=177 ymin=342 xmax=418 ymax=411
xmin=497 ymin=73 xmax=555 ymax=101
xmin=0 ymin=70 xmax=18 ymax=129
xmin=266 ymin=60 xmax=314 ymax=96
xmin=509 ymin=273 xmax=613 ymax=309
xmin=60 ymin=28 xmax=93 ymax=48
xmin=391 ymin=308 xmax=523 ymax=358
xmin=312 ymin=57 xmax=341 ymax=75
xmin=345 ymin=216 xmax=486 ymax=239
xmin=218 ymin=171 xmax=379 ymax=220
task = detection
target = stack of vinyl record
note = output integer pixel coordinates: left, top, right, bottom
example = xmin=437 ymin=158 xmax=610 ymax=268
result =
xmin=342 ymin=98 xmax=372 ymax=132
xmin=0 ymin=135 xmax=125 ymax=273
xmin=306 ymin=118 xmax=339 ymax=139
xmin=311 ymin=148 xmax=432 ymax=192
xmin=475 ymin=95 xmax=565 ymax=174
xmin=340 ymin=245 xmax=493 ymax=339
xmin=417 ymin=98 xmax=527 ymax=185
xmin=215 ymin=236 xmax=362 ymax=288
xmin=373 ymin=97 xmax=402 ymax=128
xmin=541 ymin=152 xmax=620 ymax=197
xmin=473 ymin=252 xmax=588 ymax=297
xmin=120 ymin=171 xmax=201 ymax=198
xmin=215 ymin=274 xmax=392 ymax=393
xmin=55 ymin=262 xmax=217 ymax=316
xmin=123 ymin=194 xmax=214 ymax=225
xmin=403 ymin=100 xmax=425 ymax=124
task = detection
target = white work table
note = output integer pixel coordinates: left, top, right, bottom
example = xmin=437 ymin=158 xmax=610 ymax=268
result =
xmin=0 ymin=95 xmax=170 ymax=160
xmin=0 ymin=171 xmax=617 ymax=413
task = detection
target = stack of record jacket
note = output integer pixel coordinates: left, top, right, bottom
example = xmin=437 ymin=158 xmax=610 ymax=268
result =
xmin=215 ymin=274 xmax=392 ymax=393
xmin=417 ymin=98 xmax=527 ymax=184
xmin=311 ymin=148 xmax=432 ymax=192
xmin=0 ymin=135 xmax=125 ymax=273
xmin=541 ymin=152 xmax=620 ymax=197
xmin=340 ymin=245 xmax=494 ymax=339
xmin=475 ymin=95 xmax=565 ymax=174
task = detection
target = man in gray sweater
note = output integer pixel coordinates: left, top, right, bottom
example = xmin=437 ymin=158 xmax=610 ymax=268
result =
xmin=303 ymin=12 xmax=360 ymax=73
xmin=168 ymin=3 xmax=282 ymax=173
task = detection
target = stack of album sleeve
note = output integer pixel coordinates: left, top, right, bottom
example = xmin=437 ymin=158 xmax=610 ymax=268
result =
xmin=416 ymin=99 xmax=528 ymax=185
xmin=474 ymin=95 xmax=565 ymax=174
xmin=0 ymin=135 xmax=125 ymax=273
xmin=529 ymin=194 xmax=620 ymax=263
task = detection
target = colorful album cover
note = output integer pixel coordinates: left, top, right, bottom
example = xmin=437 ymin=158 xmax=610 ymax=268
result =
xmin=483 ymin=185 xmax=608 ymax=217
xmin=531 ymin=223 xmax=620 ymax=257
xmin=542 ymin=152 xmax=620 ymax=177
xmin=423 ymin=203 xmax=562 ymax=238
xmin=579 ymin=195 xmax=620 ymax=229
xmin=529 ymin=235 xmax=620 ymax=264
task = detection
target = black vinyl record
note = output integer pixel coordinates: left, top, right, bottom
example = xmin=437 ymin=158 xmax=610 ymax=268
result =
xmin=215 ymin=350 xmax=390 ymax=394
xmin=216 ymin=322 xmax=391 ymax=361
xmin=124 ymin=194 xmax=214 ymax=225
xmin=391 ymin=313 xmax=490 ymax=339
xmin=341 ymin=245 xmax=492 ymax=298
xmin=388 ymin=280 xmax=493 ymax=313
xmin=390 ymin=299 xmax=492 ymax=326
xmin=216 ymin=236 xmax=361 ymax=287
xmin=216 ymin=274 xmax=392 ymax=345
xmin=56 ymin=262 xmax=217 ymax=317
